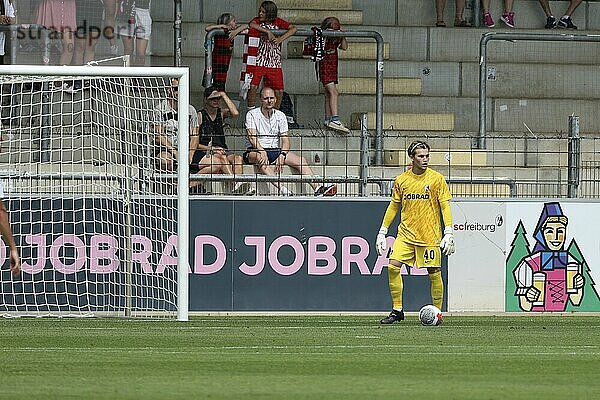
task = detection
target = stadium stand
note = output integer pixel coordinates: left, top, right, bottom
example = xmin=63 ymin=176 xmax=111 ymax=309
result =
xmin=4 ymin=0 xmax=600 ymax=197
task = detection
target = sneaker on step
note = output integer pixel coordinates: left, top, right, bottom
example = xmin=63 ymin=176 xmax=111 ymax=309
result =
xmin=483 ymin=12 xmax=495 ymax=28
xmin=327 ymin=120 xmax=350 ymax=134
xmin=314 ymin=184 xmax=337 ymax=197
xmin=558 ymin=16 xmax=577 ymax=29
xmin=500 ymin=12 xmax=515 ymax=28
xmin=380 ymin=309 xmax=404 ymax=324
xmin=545 ymin=16 xmax=557 ymax=29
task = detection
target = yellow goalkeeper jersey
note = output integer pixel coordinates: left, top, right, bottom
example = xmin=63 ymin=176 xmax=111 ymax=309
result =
xmin=389 ymin=168 xmax=452 ymax=246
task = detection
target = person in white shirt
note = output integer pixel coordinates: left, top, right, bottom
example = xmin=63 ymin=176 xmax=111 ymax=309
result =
xmin=244 ymin=87 xmax=337 ymax=196
xmin=0 ymin=0 xmax=16 ymax=65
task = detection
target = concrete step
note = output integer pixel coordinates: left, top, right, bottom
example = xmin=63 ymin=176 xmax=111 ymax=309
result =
xmin=368 ymin=164 xmax=564 ymax=181
xmin=287 ymin=40 xmax=390 ymax=60
xmin=177 ymin=21 xmax=600 ymax=63
xmin=147 ymin=0 xmax=600 ymax=29
xmin=332 ymin=77 xmax=421 ymax=96
xmin=293 ymin=94 xmax=600 ymax=134
xmin=154 ymin=50 xmax=600 ymax=100
xmin=350 ymin=112 xmax=455 ymax=131
xmin=397 ymin=0 xmax=591 ymax=29
xmin=278 ymin=9 xmax=363 ymax=25
xmin=384 ymin=149 xmax=487 ymax=167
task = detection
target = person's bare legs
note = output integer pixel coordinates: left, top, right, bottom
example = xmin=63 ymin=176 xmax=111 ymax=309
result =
xmin=538 ymin=0 xmax=552 ymax=16
xmin=284 ymin=152 xmax=319 ymax=191
xmin=59 ymin=31 xmax=74 ymax=66
xmin=455 ymin=0 xmax=466 ymax=23
xmin=324 ymin=82 xmax=338 ymax=118
xmin=84 ymin=34 xmax=100 ymax=64
xmin=72 ymin=38 xmax=86 ymax=66
xmin=481 ymin=0 xmax=491 ymax=14
xmin=227 ymin=154 xmax=244 ymax=175
xmin=565 ymin=0 xmax=583 ymax=16
xmin=435 ymin=0 xmax=446 ymax=25
xmin=245 ymin=151 xmax=288 ymax=192
xmin=121 ymin=35 xmax=134 ymax=63
xmin=103 ymin=0 xmax=118 ymax=49
xmin=73 ymin=34 xmax=100 ymax=65
xmin=134 ymin=37 xmax=148 ymax=66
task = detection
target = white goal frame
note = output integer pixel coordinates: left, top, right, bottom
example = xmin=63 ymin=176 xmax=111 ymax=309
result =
xmin=0 ymin=65 xmax=190 ymax=321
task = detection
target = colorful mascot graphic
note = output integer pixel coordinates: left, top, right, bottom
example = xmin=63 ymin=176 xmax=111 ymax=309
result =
xmin=507 ymin=202 xmax=600 ymax=312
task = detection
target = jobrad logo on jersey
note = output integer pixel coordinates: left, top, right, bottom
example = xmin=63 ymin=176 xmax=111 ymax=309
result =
xmin=404 ymin=193 xmax=430 ymax=200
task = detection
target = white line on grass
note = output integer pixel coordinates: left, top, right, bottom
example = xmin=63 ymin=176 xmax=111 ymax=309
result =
xmin=1 ymin=348 xmax=599 ymax=356
xmin=3 ymin=343 xmax=600 ymax=353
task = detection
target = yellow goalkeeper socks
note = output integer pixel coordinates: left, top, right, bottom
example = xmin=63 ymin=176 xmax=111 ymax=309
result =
xmin=430 ymin=270 xmax=444 ymax=309
xmin=387 ymin=265 xmax=404 ymax=310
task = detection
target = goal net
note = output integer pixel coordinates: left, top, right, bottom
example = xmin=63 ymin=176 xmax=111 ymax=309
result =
xmin=0 ymin=65 xmax=190 ymax=320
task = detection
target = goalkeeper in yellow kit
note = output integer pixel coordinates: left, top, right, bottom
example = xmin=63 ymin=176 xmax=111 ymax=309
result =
xmin=376 ymin=141 xmax=455 ymax=324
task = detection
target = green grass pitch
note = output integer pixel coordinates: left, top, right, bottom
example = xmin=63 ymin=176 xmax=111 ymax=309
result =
xmin=1 ymin=315 xmax=599 ymax=399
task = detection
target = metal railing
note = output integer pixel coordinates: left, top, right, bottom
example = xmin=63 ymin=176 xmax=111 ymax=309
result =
xmin=478 ymin=31 xmax=600 ymax=149
xmin=203 ymin=28 xmax=386 ymax=165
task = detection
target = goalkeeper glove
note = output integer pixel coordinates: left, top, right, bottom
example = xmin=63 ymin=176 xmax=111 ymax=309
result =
xmin=376 ymin=226 xmax=388 ymax=256
xmin=440 ymin=226 xmax=455 ymax=256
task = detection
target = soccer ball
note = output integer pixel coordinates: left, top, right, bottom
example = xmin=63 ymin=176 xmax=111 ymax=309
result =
xmin=419 ymin=304 xmax=443 ymax=326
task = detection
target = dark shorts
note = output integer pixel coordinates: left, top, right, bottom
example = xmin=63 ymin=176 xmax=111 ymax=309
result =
xmin=243 ymin=148 xmax=282 ymax=165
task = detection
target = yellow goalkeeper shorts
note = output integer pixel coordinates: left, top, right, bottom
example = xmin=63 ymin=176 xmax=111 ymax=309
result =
xmin=390 ymin=238 xmax=441 ymax=269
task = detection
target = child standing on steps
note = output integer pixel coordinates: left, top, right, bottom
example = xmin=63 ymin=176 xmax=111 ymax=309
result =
xmin=246 ymin=1 xmax=297 ymax=110
xmin=205 ymin=13 xmax=247 ymax=91
xmin=319 ymin=17 xmax=349 ymax=134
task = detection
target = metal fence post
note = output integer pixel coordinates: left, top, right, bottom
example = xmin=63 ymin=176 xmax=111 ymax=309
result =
xmin=567 ymin=115 xmax=580 ymax=198
xmin=478 ymin=33 xmax=491 ymax=149
xmin=173 ymin=0 xmax=183 ymax=67
xmin=359 ymin=113 xmax=369 ymax=197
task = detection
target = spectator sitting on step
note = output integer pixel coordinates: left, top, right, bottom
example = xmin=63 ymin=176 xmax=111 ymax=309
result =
xmin=153 ymin=78 xmax=225 ymax=192
xmin=318 ymin=16 xmax=350 ymax=134
xmin=205 ymin=13 xmax=247 ymax=91
xmin=196 ymin=86 xmax=254 ymax=195
xmin=244 ymin=87 xmax=337 ymax=196
xmin=538 ymin=0 xmax=582 ymax=29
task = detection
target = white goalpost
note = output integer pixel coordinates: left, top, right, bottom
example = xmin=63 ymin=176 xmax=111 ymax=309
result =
xmin=0 ymin=65 xmax=189 ymax=320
